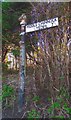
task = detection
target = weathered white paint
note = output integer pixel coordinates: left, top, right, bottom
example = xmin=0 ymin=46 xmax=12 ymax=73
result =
xmin=26 ymin=17 xmax=58 ymax=33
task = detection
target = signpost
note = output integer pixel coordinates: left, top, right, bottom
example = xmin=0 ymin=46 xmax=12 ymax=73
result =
xmin=18 ymin=14 xmax=26 ymax=112
xmin=18 ymin=14 xmax=58 ymax=112
xmin=26 ymin=17 xmax=58 ymax=33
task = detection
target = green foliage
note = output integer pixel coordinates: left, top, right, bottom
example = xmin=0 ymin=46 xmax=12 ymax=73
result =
xmin=59 ymin=86 xmax=70 ymax=99
xmin=2 ymin=84 xmax=15 ymax=101
xmin=48 ymin=101 xmax=71 ymax=118
xmin=51 ymin=102 xmax=61 ymax=109
xmin=47 ymin=107 xmax=53 ymax=114
xmin=27 ymin=109 xmax=40 ymax=119
xmin=32 ymin=95 xmax=40 ymax=102
xmin=64 ymin=107 xmax=71 ymax=114
xmin=6 ymin=61 xmax=12 ymax=65
xmin=63 ymin=103 xmax=71 ymax=114
xmin=2 ymin=63 xmax=8 ymax=71
xmin=2 ymin=2 xmax=11 ymax=10
xmin=2 ymin=2 xmax=13 ymax=31
xmin=47 ymin=102 xmax=60 ymax=114
xmin=48 ymin=97 xmax=51 ymax=101
xmin=12 ymin=49 xmax=20 ymax=57
xmin=57 ymin=97 xmax=63 ymax=103
xmin=47 ymin=86 xmax=70 ymax=116
xmin=2 ymin=61 xmax=12 ymax=73
xmin=59 ymin=75 xmax=65 ymax=80
xmin=51 ymin=115 xmax=65 ymax=119
xmin=2 ymin=2 xmax=32 ymax=61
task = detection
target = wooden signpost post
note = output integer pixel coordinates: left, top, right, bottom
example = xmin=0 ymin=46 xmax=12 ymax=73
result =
xmin=18 ymin=14 xmax=58 ymax=112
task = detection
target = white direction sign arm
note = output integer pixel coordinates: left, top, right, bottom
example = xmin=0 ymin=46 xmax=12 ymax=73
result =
xmin=26 ymin=17 xmax=58 ymax=33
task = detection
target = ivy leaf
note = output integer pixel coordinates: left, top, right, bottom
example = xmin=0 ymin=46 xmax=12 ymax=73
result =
xmin=51 ymin=102 xmax=61 ymax=109
xmin=63 ymin=106 xmax=71 ymax=114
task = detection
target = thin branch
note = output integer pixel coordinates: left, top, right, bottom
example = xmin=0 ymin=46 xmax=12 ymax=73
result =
xmin=53 ymin=86 xmax=60 ymax=92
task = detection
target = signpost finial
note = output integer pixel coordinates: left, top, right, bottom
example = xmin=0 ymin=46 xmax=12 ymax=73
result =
xmin=18 ymin=13 xmax=26 ymax=22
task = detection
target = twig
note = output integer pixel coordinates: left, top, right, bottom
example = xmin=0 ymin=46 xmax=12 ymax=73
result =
xmin=34 ymin=102 xmax=42 ymax=110
xmin=42 ymin=74 xmax=46 ymax=84
xmin=34 ymin=101 xmax=47 ymax=111
xmin=53 ymin=86 xmax=60 ymax=92
xmin=22 ymin=111 xmax=30 ymax=118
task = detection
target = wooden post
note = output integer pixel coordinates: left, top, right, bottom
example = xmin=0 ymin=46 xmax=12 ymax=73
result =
xmin=18 ymin=14 xmax=26 ymax=112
